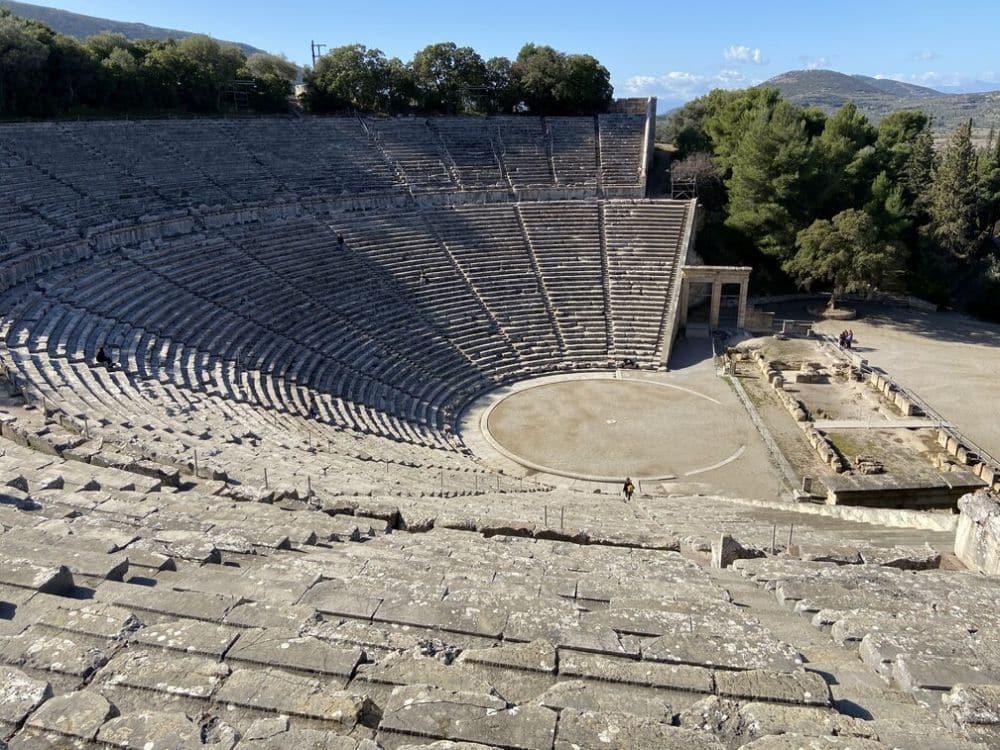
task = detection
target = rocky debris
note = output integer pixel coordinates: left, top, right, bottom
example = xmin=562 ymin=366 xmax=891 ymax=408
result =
xmin=418 ymin=639 xmax=462 ymax=665
xmin=942 ymin=683 xmax=1000 ymax=726
xmin=677 ymin=695 xmax=742 ymax=737
xmin=712 ymin=534 xmax=765 ymax=569
xmin=738 ymin=702 xmax=879 ymax=742
xmin=854 ymin=455 xmax=885 ymax=475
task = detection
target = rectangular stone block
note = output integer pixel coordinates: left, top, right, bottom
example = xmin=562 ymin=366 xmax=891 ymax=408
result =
xmin=715 ymin=669 xmax=830 ymax=706
xmin=378 ymin=684 xmax=557 ymax=750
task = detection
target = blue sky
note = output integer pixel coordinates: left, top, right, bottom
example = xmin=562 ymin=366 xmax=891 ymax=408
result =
xmin=22 ymin=0 xmax=1000 ymax=107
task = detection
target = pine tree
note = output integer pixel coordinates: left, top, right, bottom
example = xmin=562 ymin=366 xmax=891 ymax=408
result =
xmin=929 ymin=120 xmax=979 ymax=259
xmin=724 ymin=101 xmax=817 ymax=261
xmin=976 ymin=126 xmax=1000 ymax=241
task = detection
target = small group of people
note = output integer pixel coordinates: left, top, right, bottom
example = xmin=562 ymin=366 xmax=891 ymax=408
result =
xmin=838 ymin=330 xmax=855 ymax=350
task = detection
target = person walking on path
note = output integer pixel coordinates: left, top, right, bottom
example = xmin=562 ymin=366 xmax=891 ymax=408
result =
xmin=622 ymin=477 xmax=635 ymax=502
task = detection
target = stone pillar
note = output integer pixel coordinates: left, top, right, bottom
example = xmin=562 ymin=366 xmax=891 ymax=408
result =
xmin=737 ymin=280 xmax=748 ymax=329
xmin=709 ymin=281 xmax=722 ymax=328
xmin=679 ymin=279 xmax=689 ymax=327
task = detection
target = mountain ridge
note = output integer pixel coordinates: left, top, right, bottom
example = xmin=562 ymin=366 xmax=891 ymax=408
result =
xmin=0 ymin=0 xmax=266 ymax=56
xmin=760 ymin=69 xmax=1000 ymax=139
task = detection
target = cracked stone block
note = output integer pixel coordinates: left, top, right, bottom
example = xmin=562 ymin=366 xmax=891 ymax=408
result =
xmin=25 ymin=689 xmax=114 ymax=740
xmin=0 ymin=666 xmax=52 ymax=726
xmin=378 ymin=684 xmax=556 ymax=750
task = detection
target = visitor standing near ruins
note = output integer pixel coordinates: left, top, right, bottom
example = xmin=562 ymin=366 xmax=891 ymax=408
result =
xmin=623 ymin=477 xmax=635 ymax=502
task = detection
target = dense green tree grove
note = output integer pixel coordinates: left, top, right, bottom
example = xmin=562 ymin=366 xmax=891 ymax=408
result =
xmin=303 ymin=42 xmax=612 ymax=115
xmin=0 ymin=11 xmax=297 ymax=115
xmin=0 ymin=9 xmax=613 ymax=118
xmin=662 ymin=88 xmax=1000 ymax=318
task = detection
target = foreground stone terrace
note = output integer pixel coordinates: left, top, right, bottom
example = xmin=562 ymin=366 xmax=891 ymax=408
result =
xmin=0 ymin=380 xmax=994 ymax=749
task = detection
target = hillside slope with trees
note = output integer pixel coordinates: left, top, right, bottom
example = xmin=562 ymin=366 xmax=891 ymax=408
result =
xmin=0 ymin=0 xmax=263 ymax=55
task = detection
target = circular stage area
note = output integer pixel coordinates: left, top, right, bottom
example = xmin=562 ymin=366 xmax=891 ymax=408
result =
xmin=476 ymin=374 xmax=745 ymax=482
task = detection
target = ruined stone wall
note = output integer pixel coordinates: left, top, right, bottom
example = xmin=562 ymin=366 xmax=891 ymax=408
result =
xmin=955 ymin=490 xmax=1000 ymax=575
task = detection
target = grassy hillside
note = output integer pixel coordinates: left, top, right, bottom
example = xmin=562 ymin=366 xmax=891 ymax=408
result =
xmin=0 ymin=0 xmax=264 ymax=56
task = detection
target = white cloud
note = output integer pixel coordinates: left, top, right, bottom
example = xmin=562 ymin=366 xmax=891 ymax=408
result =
xmin=874 ymin=70 xmax=999 ymax=89
xmin=799 ymin=55 xmax=831 ymax=70
xmin=910 ymin=51 xmax=940 ymax=62
xmin=622 ymin=70 xmax=751 ymax=100
xmin=724 ymin=45 xmax=766 ymax=65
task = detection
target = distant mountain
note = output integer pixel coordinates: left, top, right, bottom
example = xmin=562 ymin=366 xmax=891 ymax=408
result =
xmin=762 ymin=69 xmax=1000 ymax=139
xmin=0 ymin=1 xmax=265 ymax=56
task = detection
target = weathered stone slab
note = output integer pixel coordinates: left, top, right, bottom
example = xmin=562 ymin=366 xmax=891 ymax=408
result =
xmin=378 ymin=684 xmax=557 ymax=750
xmin=0 ymin=666 xmax=52 ymax=726
xmin=554 ymin=707 xmax=725 ymax=749
xmin=715 ymin=670 xmax=830 ymax=706
xmin=641 ymin=626 xmax=803 ymax=672
xmin=559 ymin=650 xmax=714 ymax=693
xmin=0 ymin=540 xmax=128 ymax=582
xmin=457 ymin=639 xmax=556 ymax=674
xmin=0 ymin=628 xmax=110 ymax=679
xmin=95 ymin=580 xmax=241 ymax=622
xmin=375 ymin=598 xmax=507 ymax=638
xmin=132 ymin=619 xmax=241 ymax=659
xmin=234 ymin=715 xmax=369 ymax=749
xmin=536 ymin=680 xmax=673 ymax=720
xmin=298 ymin=579 xmax=382 ymax=620
xmin=36 ymin=601 xmax=143 ymax=640
xmin=25 ymin=690 xmax=113 ymax=740
xmin=226 ymin=629 xmax=362 ymax=682
xmin=894 ymin=655 xmax=1000 ymax=692
xmin=223 ymin=601 xmax=318 ymax=630
xmin=96 ymin=710 xmax=210 ymax=749
xmin=214 ymin=667 xmax=367 ymax=728
xmin=98 ymin=650 xmax=229 ymax=700
xmin=859 ymin=632 xmax=979 ymax=678
xmin=356 ymin=650 xmax=498 ymax=696
xmin=0 ymin=560 xmax=73 ymax=595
